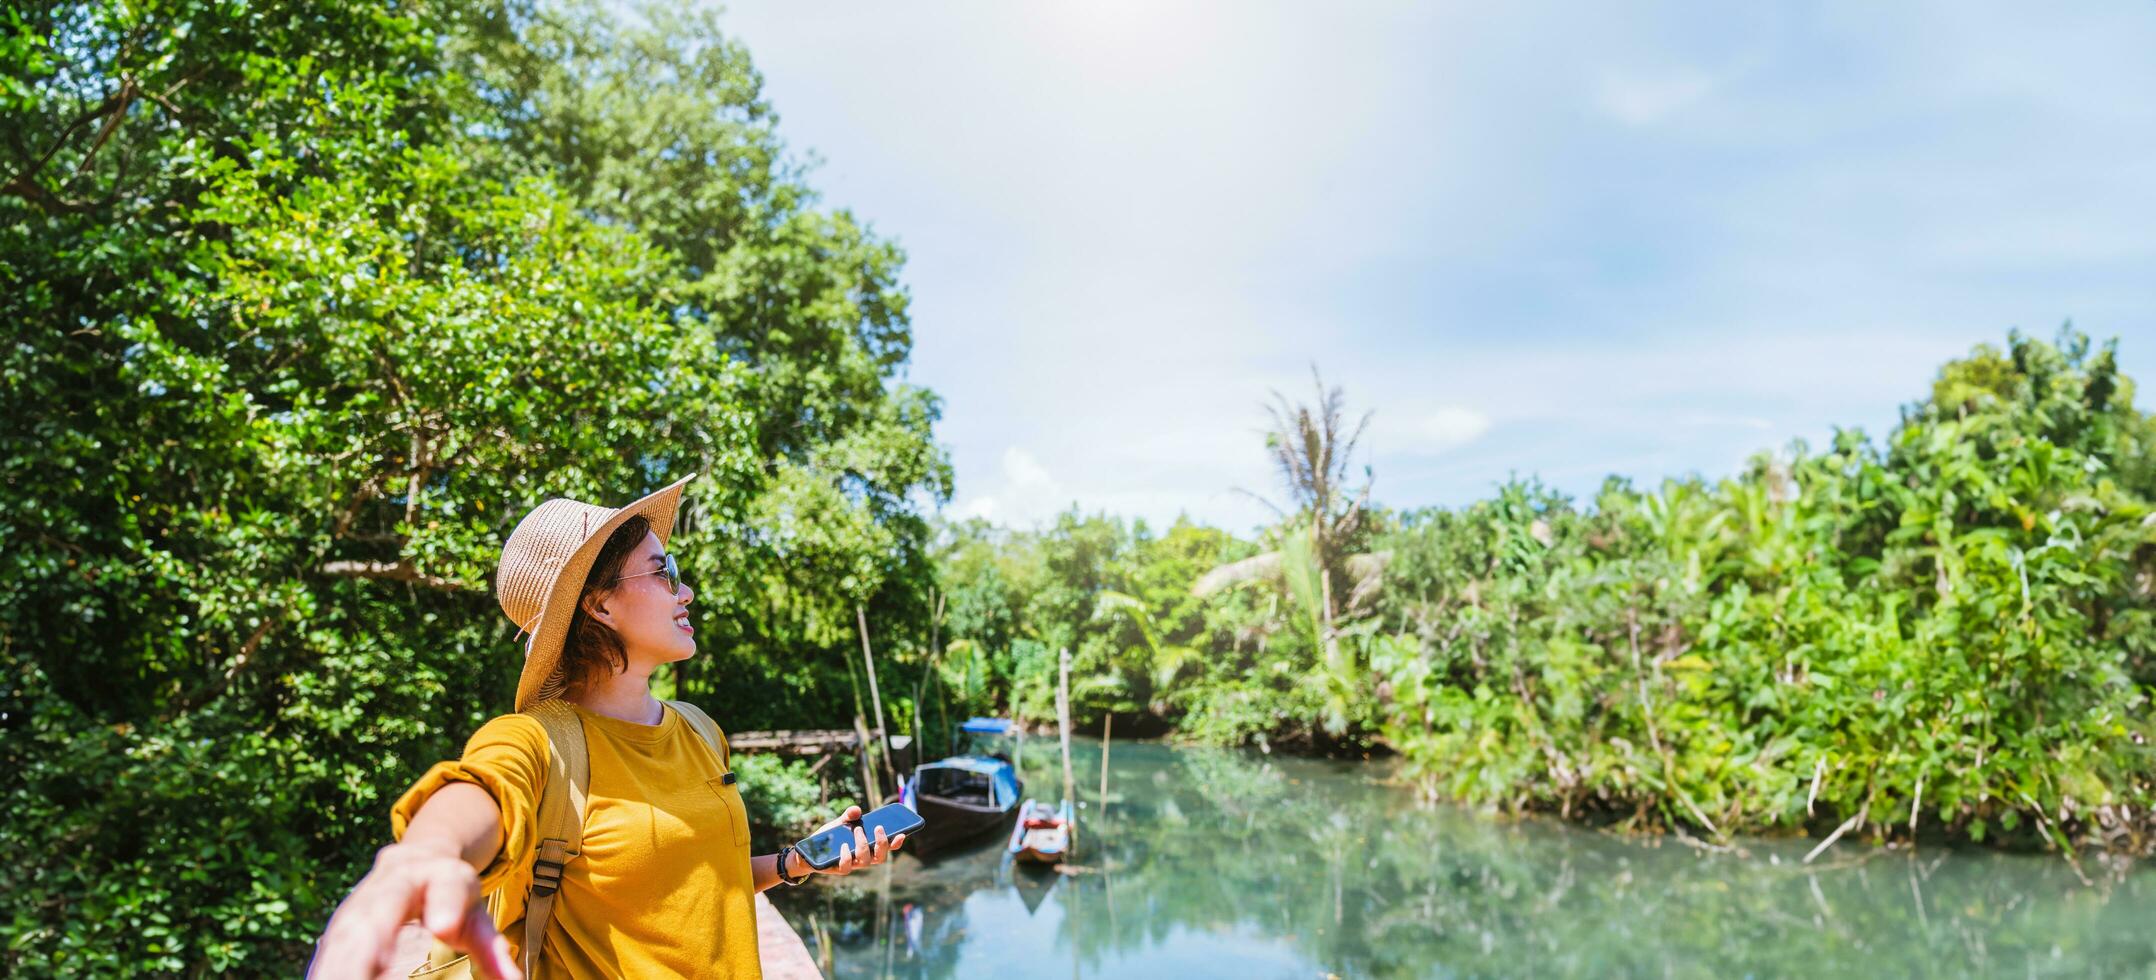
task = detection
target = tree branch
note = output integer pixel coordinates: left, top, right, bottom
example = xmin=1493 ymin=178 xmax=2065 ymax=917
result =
xmin=2 ymin=89 xmax=127 ymax=191
xmin=331 ymin=475 xmax=385 ymax=539
xmin=1804 ymin=802 xmax=1870 ymax=864
xmin=165 ymin=610 xmax=283 ymax=719
xmin=2 ymin=172 xmax=110 ymax=215
xmin=320 ymin=559 xmax=473 ymax=592
xmin=71 ymin=77 xmax=136 ymax=179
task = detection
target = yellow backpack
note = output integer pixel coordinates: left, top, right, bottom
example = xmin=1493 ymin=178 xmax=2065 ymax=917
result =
xmin=409 ymin=699 xmax=731 ymax=979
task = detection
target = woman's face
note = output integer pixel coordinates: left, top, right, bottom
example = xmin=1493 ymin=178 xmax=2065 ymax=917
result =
xmin=591 ymin=531 xmax=696 ymax=669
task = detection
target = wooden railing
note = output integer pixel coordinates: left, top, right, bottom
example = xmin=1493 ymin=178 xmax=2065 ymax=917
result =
xmin=727 ymin=728 xmax=879 ymax=755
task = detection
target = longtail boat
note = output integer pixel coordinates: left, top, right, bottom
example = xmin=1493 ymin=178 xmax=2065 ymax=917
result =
xmin=898 ymin=718 xmax=1023 ymax=857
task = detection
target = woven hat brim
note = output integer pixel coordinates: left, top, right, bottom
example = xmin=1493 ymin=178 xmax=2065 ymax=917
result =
xmin=513 ymin=474 xmax=695 ymax=711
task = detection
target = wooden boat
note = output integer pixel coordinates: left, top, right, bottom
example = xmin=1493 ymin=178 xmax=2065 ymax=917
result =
xmin=899 ymin=719 xmax=1024 ymax=857
xmin=1007 ymin=798 xmax=1072 ymax=865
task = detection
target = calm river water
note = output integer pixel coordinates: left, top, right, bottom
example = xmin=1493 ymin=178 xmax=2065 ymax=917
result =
xmin=767 ymin=737 xmax=2155 ymax=978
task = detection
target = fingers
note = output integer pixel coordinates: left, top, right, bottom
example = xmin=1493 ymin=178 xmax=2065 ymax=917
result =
xmin=811 ymin=809 xmax=901 ymax=879
xmin=309 ymin=914 xmax=395 ymax=980
xmin=422 ymin=862 xmax=517 ymax=978
xmin=462 ymin=904 xmax=522 ymax=980
xmin=313 ymin=844 xmax=497 ymax=980
xmin=421 ymin=863 xmax=481 ymax=936
xmin=311 ymin=879 xmax=424 ymax=979
xmin=817 ymin=805 xmax=865 ymax=834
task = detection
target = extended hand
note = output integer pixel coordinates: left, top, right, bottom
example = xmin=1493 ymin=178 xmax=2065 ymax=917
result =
xmin=309 ymin=841 xmax=521 ymax=980
xmin=812 ymin=805 xmax=906 ymax=876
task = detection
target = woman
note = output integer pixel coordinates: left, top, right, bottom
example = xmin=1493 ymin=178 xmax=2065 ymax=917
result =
xmin=312 ymin=475 xmax=900 ymax=979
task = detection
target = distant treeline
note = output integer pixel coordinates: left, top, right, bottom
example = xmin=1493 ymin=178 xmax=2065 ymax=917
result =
xmin=932 ymin=332 xmax=2155 ymax=862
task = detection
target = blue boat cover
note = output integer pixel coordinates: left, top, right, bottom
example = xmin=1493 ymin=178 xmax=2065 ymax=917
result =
xmin=914 ymin=756 xmax=1022 ymax=809
xmin=959 ymin=717 xmax=1015 ymax=734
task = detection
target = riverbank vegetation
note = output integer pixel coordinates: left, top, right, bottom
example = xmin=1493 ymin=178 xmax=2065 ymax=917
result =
xmin=929 ymin=336 xmax=2155 ymax=858
xmin=5 ymin=0 xmax=2152 ymax=975
xmin=1369 ymin=336 xmax=2154 ymax=857
xmin=929 ymin=333 xmax=2156 ymax=864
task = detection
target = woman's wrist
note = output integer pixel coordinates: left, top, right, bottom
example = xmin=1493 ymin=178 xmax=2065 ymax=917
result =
xmin=777 ymin=845 xmax=811 ymax=885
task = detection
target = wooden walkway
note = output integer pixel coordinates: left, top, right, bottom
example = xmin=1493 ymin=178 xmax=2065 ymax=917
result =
xmin=755 ymin=892 xmax=823 ymax=978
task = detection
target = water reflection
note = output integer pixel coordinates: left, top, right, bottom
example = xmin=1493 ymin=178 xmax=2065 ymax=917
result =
xmin=768 ymin=738 xmax=2156 ymax=978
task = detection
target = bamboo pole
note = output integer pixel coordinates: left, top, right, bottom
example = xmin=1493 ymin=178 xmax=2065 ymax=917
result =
xmin=856 ymin=604 xmax=894 ymax=793
xmin=878 ymin=847 xmax=895 ymax=980
xmin=911 ymin=590 xmax=945 ymax=751
xmin=935 ymin=666 xmax=951 ymax=761
xmin=1057 ymin=647 xmax=1076 ymax=846
xmin=853 ymin=714 xmax=881 ymax=804
xmin=1098 ymin=713 xmax=1112 ymax=824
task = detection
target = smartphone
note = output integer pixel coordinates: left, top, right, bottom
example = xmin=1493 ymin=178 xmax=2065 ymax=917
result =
xmin=792 ymin=803 xmax=925 ymax=870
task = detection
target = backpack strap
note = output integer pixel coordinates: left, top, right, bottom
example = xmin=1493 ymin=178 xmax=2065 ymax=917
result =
xmin=519 ymin=699 xmax=590 ymax=979
xmin=664 ymin=699 xmax=729 ymax=769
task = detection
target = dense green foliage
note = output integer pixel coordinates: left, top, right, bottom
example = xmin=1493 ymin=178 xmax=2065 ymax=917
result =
xmin=733 ymin=753 xmax=854 ymax=854
xmin=945 ymin=332 xmax=2156 ymax=858
xmin=3 ymin=1 xmax=945 ymax=974
xmin=930 ymin=513 xmax=1339 ymax=749
xmin=1367 ymin=334 xmax=2155 ymax=856
xmin=6 ymin=0 xmax=2152 ymax=975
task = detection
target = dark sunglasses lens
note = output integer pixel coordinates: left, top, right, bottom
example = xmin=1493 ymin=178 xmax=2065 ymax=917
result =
xmin=664 ymin=554 xmax=681 ymax=594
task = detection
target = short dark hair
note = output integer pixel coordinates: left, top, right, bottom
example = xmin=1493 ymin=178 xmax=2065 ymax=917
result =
xmin=559 ymin=514 xmax=652 ymax=699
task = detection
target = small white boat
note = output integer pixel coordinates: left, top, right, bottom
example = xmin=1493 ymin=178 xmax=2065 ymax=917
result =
xmin=1007 ymin=797 xmax=1073 ymax=864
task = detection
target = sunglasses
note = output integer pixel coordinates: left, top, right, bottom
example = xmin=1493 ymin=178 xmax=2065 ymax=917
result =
xmin=614 ymin=552 xmax=683 ymax=596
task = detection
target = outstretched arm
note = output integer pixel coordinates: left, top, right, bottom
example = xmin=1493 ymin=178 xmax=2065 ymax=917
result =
xmin=310 ymin=782 xmax=521 ymax=980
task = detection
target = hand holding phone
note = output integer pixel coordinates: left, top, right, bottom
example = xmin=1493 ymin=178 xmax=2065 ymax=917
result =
xmin=792 ymin=803 xmax=924 ymax=872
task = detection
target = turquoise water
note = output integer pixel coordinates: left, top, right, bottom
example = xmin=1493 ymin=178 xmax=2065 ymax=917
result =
xmin=767 ymin=738 xmax=2156 ymax=978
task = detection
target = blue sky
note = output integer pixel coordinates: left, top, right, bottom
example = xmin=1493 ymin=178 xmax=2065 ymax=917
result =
xmin=718 ymin=2 xmax=2156 ymax=534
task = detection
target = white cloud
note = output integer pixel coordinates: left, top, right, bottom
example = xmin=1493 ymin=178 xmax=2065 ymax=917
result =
xmin=1392 ymin=407 xmax=1493 ymax=456
xmin=950 ymin=447 xmax=1070 ymax=529
xmin=1594 ymin=66 xmax=1717 ymax=125
xmin=1001 ymin=446 xmax=1052 ymax=489
xmin=724 ymin=0 xmax=2156 ymax=528
xmin=952 ymin=497 xmax=997 ymax=522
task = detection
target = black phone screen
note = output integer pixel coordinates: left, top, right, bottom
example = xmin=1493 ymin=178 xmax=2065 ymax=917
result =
xmin=794 ymin=803 xmax=926 ymax=869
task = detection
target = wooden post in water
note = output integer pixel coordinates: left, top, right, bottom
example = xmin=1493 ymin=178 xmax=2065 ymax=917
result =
xmin=1057 ymin=647 xmax=1076 ymax=847
xmin=1098 ymin=713 xmax=1112 ymax=824
xmin=856 ymin=604 xmax=894 ymax=794
xmin=911 ymin=590 xmax=945 ymax=755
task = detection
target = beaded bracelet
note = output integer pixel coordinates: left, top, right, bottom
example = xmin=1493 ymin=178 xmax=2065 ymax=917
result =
xmin=776 ymin=844 xmax=810 ymax=886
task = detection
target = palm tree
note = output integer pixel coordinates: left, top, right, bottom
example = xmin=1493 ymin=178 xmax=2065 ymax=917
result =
xmin=1192 ymin=367 xmax=1390 ymax=732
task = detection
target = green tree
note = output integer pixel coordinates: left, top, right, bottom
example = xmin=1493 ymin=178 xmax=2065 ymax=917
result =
xmin=433 ymin=0 xmax=955 ymax=724
xmin=1 ymin=1 xmax=945 ymax=973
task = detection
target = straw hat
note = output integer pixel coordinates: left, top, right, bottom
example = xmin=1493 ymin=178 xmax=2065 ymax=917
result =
xmin=496 ymin=474 xmax=695 ymax=710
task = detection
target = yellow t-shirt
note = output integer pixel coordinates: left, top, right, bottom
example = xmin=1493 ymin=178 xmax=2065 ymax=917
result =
xmin=391 ymin=702 xmax=761 ymax=979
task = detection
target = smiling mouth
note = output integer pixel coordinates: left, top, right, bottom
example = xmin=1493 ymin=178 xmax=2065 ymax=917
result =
xmin=674 ymin=616 xmax=693 ymax=635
